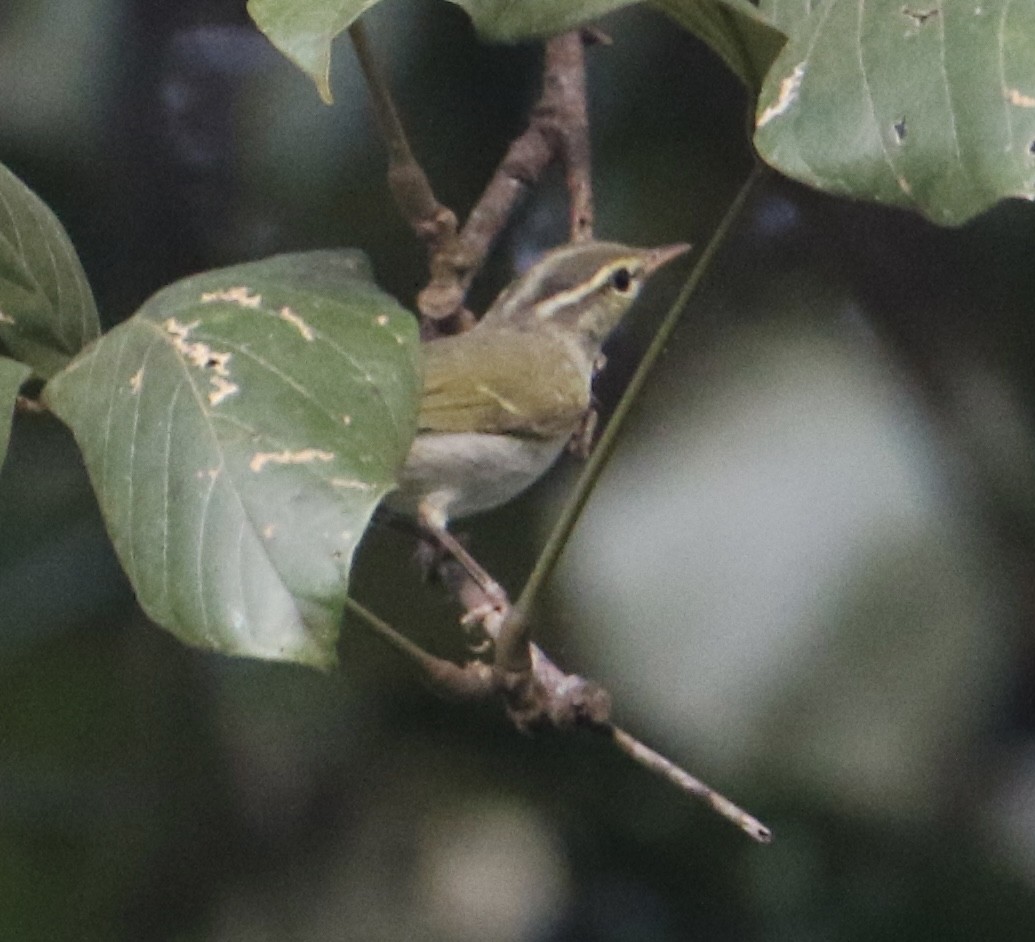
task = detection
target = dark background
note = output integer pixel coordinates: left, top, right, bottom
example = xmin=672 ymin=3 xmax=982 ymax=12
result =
xmin=2 ymin=0 xmax=1035 ymax=939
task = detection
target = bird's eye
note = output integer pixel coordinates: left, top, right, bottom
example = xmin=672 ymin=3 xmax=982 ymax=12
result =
xmin=609 ymin=267 xmax=633 ymax=293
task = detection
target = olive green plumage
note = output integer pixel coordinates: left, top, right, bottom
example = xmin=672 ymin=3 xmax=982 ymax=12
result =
xmin=386 ymin=239 xmax=690 ymax=525
xmin=419 ymin=327 xmax=590 ymax=438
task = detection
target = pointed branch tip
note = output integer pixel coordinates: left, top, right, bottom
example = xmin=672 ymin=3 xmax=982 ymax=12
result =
xmin=611 ymin=726 xmax=771 ymax=844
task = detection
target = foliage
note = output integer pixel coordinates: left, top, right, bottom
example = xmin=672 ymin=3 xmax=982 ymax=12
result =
xmin=248 ymin=0 xmax=1035 ymax=224
xmin=754 ymin=0 xmax=1035 ymax=224
xmin=0 ymin=161 xmax=99 ymax=379
xmin=3 ymin=1 xmax=1035 ymax=937
xmin=0 ymin=357 xmax=29 ymax=466
xmin=44 ymin=250 xmax=420 ymax=667
xmin=0 ymin=0 xmax=1032 ymax=663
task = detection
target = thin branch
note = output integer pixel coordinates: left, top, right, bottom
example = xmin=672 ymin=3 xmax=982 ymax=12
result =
xmin=417 ymin=32 xmax=597 ymax=320
xmin=482 ymin=168 xmax=763 ymax=786
xmin=351 ymin=26 xmax=597 ymax=328
xmin=545 ymin=33 xmax=594 ymax=242
xmin=610 ymin=726 xmax=772 ymax=843
xmin=348 ymin=22 xmax=459 ymax=253
xmin=348 ymin=582 xmax=769 ymax=841
xmin=343 ymin=596 xmax=493 ymax=701
xmin=15 ymin=395 xmax=47 ymax=414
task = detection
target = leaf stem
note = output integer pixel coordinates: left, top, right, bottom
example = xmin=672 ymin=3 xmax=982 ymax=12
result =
xmin=348 ymin=22 xmax=460 ymax=258
xmin=514 ymin=165 xmax=764 ymax=618
xmin=417 ymin=32 xmax=599 ymax=320
xmin=343 ymin=595 xmax=493 ymax=700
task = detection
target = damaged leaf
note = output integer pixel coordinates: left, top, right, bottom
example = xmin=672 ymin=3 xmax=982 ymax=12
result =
xmin=0 ymin=161 xmax=100 ymax=378
xmin=754 ymin=0 xmax=1035 ymax=225
xmin=44 ymin=250 xmax=421 ymax=669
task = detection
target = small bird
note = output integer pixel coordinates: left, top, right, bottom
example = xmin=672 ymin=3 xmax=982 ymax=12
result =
xmin=383 ymin=239 xmax=690 ymax=594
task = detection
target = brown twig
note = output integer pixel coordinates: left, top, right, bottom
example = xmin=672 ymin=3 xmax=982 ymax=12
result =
xmin=610 ymin=727 xmax=772 ymax=843
xmin=348 ymin=20 xmax=767 ymax=842
xmin=14 ymin=395 xmax=47 ymax=414
xmin=418 ymin=33 xmax=597 ymax=320
xmin=347 ymin=22 xmax=459 ymax=256
xmin=350 ymin=24 xmax=597 ymax=325
xmin=549 ymin=33 xmax=594 ymax=243
xmin=347 ymin=575 xmax=770 ymax=842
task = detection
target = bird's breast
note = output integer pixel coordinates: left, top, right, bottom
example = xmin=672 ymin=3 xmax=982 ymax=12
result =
xmin=384 ymin=430 xmax=571 ymax=522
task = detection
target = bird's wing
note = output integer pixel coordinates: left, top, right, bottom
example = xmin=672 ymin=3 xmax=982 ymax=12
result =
xmin=418 ymin=328 xmax=590 ymax=437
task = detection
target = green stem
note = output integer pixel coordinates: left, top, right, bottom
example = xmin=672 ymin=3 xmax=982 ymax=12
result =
xmin=343 ymin=595 xmax=436 ymax=666
xmin=344 ymin=595 xmax=495 ymax=700
xmin=514 ymin=165 xmax=764 ymax=618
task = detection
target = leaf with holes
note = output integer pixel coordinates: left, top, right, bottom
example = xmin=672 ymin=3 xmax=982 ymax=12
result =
xmin=0 ymin=161 xmax=100 ymax=378
xmin=754 ymin=0 xmax=1035 ymax=225
xmin=44 ymin=250 xmax=421 ymax=669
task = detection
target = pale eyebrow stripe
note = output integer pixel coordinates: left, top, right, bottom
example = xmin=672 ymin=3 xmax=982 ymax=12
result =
xmin=534 ymin=257 xmax=642 ymax=321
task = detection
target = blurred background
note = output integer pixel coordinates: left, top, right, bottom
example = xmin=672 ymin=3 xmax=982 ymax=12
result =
xmin=2 ymin=0 xmax=1035 ymax=938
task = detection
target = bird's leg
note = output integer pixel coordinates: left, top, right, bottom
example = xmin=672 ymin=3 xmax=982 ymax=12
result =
xmin=567 ymin=355 xmax=607 ymax=458
xmin=415 ymin=502 xmax=511 ymax=642
xmin=567 ymin=405 xmax=599 ymax=459
xmin=375 ymin=504 xmax=509 ymax=614
xmin=424 ymin=524 xmax=509 ymax=610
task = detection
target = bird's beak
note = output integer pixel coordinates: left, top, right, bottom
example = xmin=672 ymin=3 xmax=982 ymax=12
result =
xmin=642 ymin=242 xmax=692 ymax=276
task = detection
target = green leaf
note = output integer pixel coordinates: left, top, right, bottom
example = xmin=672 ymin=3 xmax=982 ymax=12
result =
xmin=0 ymin=161 xmax=100 ymax=378
xmin=44 ymin=250 xmax=421 ymax=669
xmin=247 ymin=0 xmax=784 ymax=95
xmin=653 ymin=0 xmax=787 ymax=91
xmin=753 ymin=0 xmax=1035 ymax=225
xmin=450 ymin=0 xmax=786 ymax=90
xmin=758 ymin=0 xmax=815 ymax=36
xmin=247 ymin=0 xmax=381 ymax=104
xmin=0 ymin=356 xmax=31 ymax=471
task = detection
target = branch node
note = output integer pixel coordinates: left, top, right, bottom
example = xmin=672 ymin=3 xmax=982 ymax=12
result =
xmin=15 ymin=395 xmax=46 ymax=415
xmin=580 ymin=26 xmax=613 ymax=46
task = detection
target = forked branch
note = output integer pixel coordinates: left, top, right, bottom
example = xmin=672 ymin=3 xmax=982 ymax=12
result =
xmin=347 ymin=21 xmax=770 ymax=843
xmin=349 ymin=26 xmax=597 ymax=327
xmin=344 ymin=589 xmax=771 ymax=843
